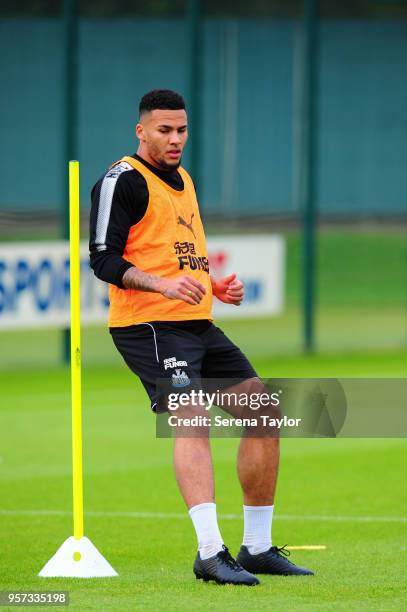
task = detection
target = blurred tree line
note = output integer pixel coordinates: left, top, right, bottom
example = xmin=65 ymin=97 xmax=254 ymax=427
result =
xmin=1 ymin=0 xmax=407 ymax=18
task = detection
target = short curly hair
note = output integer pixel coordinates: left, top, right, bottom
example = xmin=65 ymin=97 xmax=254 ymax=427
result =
xmin=139 ymin=89 xmax=186 ymax=117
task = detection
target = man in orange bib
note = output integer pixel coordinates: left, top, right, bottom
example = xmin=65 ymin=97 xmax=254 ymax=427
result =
xmin=89 ymin=89 xmax=313 ymax=585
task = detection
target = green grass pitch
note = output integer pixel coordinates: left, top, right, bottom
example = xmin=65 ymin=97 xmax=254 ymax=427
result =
xmin=0 ymin=227 xmax=406 ymax=608
xmin=0 ymin=349 xmax=406 ymax=610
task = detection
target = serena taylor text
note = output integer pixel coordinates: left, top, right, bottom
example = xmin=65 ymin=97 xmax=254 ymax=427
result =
xmin=167 ymin=415 xmax=302 ymax=429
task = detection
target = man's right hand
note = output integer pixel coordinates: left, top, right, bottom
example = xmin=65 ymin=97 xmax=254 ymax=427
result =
xmin=122 ymin=266 xmax=206 ymax=305
xmin=157 ymin=276 xmax=206 ymax=305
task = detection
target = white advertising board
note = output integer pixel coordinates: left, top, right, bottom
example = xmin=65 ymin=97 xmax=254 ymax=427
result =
xmin=0 ymin=235 xmax=284 ymax=330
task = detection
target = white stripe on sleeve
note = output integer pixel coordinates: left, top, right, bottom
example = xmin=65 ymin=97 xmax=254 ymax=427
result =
xmin=95 ymin=161 xmax=133 ymax=251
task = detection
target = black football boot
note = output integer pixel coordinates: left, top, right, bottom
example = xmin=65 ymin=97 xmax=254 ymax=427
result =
xmin=194 ymin=545 xmax=260 ymax=585
xmin=237 ymin=544 xmax=314 ymax=576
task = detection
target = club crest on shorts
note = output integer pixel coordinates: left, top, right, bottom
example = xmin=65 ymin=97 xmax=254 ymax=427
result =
xmin=171 ymin=369 xmax=190 ymax=388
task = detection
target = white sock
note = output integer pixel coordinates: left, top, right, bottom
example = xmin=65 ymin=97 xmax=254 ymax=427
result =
xmin=189 ymin=502 xmax=224 ymax=560
xmin=242 ymin=504 xmax=274 ymax=555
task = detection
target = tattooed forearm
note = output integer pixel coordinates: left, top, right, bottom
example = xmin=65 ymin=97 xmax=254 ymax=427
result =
xmin=122 ymin=266 xmax=164 ymax=293
xmin=121 ymin=266 xmax=206 ymax=305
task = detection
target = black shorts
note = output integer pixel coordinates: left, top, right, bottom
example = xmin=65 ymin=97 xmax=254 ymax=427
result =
xmin=110 ymin=320 xmax=257 ymax=412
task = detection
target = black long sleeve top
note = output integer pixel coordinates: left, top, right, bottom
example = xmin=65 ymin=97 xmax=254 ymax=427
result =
xmin=89 ymin=153 xmax=185 ymax=288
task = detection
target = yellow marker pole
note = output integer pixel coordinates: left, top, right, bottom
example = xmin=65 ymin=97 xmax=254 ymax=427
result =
xmin=69 ymin=160 xmax=84 ymax=540
xmin=38 ymin=167 xmax=117 ymax=575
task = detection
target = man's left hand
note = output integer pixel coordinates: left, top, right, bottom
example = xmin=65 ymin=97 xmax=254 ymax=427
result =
xmin=212 ymin=273 xmax=244 ymax=306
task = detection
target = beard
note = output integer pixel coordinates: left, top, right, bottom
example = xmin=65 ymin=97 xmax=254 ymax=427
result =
xmin=148 ymin=143 xmax=182 ymax=171
xmin=157 ymin=157 xmax=182 ymax=171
